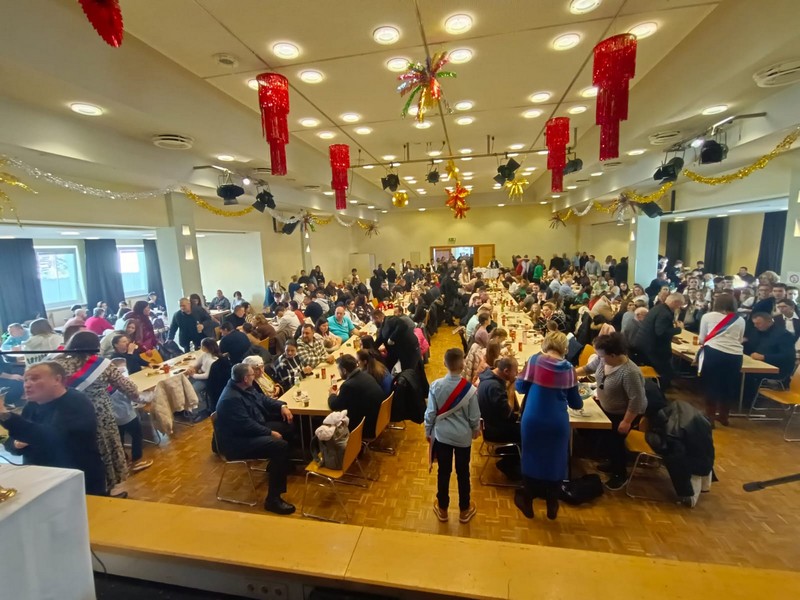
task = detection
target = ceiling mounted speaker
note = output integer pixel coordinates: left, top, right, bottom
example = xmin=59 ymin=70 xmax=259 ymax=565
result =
xmin=753 ymin=59 xmax=800 ymax=88
xmin=648 ymin=130 xmax=682 ymax=146
xmin=563 ymin=157 xmax=583 ymax=175
xmin=151 ymin=134 xmax=194 ymax=150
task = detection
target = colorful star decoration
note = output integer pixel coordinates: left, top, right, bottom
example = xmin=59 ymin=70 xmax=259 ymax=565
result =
xmin=397 ymin=51 xmax=456 ymax=122
xmin=392 ymin=191 xmax=409 ymax=208
xmin=446 ymin=184 xmax=470 ymax=219
xmin=504 ymin=177 xmax=529 ymax=202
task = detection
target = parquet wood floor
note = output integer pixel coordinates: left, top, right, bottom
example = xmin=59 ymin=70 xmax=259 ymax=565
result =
xmin=117 ymin=329 xmax=800 ymax=572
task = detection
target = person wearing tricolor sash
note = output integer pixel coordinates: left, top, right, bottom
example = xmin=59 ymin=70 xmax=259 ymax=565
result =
xmin=697 ymin=294 xmax=744 ymax=426
xmin=425 ymin=348 xmax=480 ymax=524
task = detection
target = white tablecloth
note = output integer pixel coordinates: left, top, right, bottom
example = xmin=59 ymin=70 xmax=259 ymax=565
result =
xmin=0 ymin=464 xmax=94 ymax=599
xmin=474 ymin=267 xmax=499 ymax=280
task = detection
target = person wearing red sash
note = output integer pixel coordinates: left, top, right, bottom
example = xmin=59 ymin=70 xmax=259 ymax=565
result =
xmin=698 ymin=294 xmax=744 ymax=426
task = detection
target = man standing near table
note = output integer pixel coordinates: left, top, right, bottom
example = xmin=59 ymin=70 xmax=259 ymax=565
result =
xmin=633 ymin=293 xmax=684 ymax=390
xmin=215 ymin=363 xmax=295 ymax=515
xmin=0 ymin=362 xmax=105 ymax=495
xmin=374 ymin=309 xmax=420 ymax=371
xmin=168 ymin=297 xmax=203 ymax=351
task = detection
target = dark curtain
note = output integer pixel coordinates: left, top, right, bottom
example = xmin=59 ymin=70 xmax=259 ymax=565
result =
xmin=755 ymin=211 xmax=787 ymax=275
xmin=664 ymin=221 xmax=687 ymax=263
xmin=143 ymin=240 xmax=165 ymax=308
xmin=85 ymin=239 xmax=125 ymax=309
xmin=704 ymin=218 xmax=726 ymax=275
xmin=0 ymin=239 xmax=46 ymax=328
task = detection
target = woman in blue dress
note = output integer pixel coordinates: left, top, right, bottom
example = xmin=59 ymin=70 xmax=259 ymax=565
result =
xmin=514 ymin=331 xmax=583 ymax=520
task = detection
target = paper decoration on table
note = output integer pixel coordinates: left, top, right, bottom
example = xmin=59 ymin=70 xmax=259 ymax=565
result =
xmin=593 ymin=34 xmax=637 ymax=161
xmin=397 ymin=51 xmax=456 ymax=122
xmin=256 ymin=73 xmax=290 ymax=176
xmin=78 ymin=0 xmax=124 ymax=47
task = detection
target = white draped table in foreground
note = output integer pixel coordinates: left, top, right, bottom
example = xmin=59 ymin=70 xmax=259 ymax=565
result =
xmin=0 ymin=464 xmax=95 ymax=599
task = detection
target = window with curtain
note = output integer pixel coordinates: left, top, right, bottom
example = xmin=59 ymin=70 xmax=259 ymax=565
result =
xmin=118 ymin=246 xmax=149 ymax=297
xmin=35 ymin=246 xmax=85 ymax=309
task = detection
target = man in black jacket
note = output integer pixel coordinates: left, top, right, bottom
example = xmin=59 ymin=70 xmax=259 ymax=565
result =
xmin=477 ymin=357 xmax=520 ymax=477
xmin=0 ymin=362 xmax=105 ymax=495
xmin=374 ymin=309 xmax=420 ymax=371
xmin=328 ymin=354 xmax=384 ymax=438
xmin=633 ymin=293 xmax=684 ymax=389
xmin=215 ymin=363 xmax=295 ymax=514
xmin=219 ymin=322 xmax=252 ymax=364
xmin=743 ymin=312 xmax=797 ymax=405
xmin=303 ymin=294 xmax=323 ymax=323
xmin=168 ymin=297 xmax=203 ymax=351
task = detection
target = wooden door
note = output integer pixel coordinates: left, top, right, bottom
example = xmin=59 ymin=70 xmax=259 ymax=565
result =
xmin=474 ymin=244 xmax=495 ymax=268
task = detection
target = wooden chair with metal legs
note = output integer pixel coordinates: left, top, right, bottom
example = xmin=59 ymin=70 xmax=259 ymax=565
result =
xmin=578 ymin=344 xmax=595 ymax=368
xmin=624 ymin=417 xmax=668 ymax=500
xmin=363 ymin=393 xmax=395 ymax=455
xmin=749 ymin=369 xmax=800 ymax=441
xmin=209 ymin=412 xmax=267 ymax=507
xmin=301 ymin=418 xmax=369 ymax=523
xmin=478 ymin=418 xmax=521 ymax=488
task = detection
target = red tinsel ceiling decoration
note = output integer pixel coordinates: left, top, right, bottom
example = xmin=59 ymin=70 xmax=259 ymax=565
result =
xmin=329 ymin=144 xmax=350 ymax=210
xmin=256 ymin=73 xmax=290 ymax=176
xmin=77 ymin=0 xmax=124 ymax=47
xmin=545 ymin=117 xmax=570 ymax=193
xmin=593 ymin=34 xmax=637 ymax=161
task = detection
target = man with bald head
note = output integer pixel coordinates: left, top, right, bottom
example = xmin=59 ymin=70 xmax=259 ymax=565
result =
xmin=168 ymin=297 xmax=203 ymax=351
xmin=633 ymin=293 xmax=685 ymax=389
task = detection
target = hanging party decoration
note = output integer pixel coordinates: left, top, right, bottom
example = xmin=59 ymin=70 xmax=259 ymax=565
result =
xmin=504 ymin=177 xmax=529 ymax=202
xmin=78 ymin=0 xmax=124 ymax=47
xmin=683 ymin=127 xmax=800 ymax=185
xmin=0 ymin=167 xmax=34 ymax=226
xmin=624 ymin=181 xmax=673 ymax=204
xmin=593 ymin=34 xmax=637 ymax=161
xmin=392 ymin=191 xmax=409 ymax=207
xmin=357 ymin=220 xmax=379 ymax=237
xmin=549 ymin=212 xmax=569 ymax=229
xmin=329 ymin=144 xmax=350 ymax=210
xmin=446 ymin=183 xmax=471 ymax=219
xmin=182 ymin=187 xmax=254 ymax=217
xmin=256 ymin=73 xmax=290 ymax=176
xmin=397 ymin=51 xmax=456 ymax=122
xmin=545 ymin=117 xmax=570 ymax=193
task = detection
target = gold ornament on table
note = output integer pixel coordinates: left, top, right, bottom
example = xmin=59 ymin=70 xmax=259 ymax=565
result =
xmin=683 ymin=127 xmax=800 ymax=185
xmin=182 ymin=187 xmax=254 ymax=217
xmin=504 ymin=177 xmax=529 ymax=202
xmin=392 ymin=191 xmax=409 ymax=208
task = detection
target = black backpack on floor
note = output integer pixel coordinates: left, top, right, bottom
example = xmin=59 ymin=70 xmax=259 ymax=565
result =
xmin=560 ymin=474 xmax=604 ymax=505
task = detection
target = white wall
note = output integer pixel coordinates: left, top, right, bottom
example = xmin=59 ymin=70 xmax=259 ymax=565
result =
xmin=197 ymin=232 xmax=265 ymax=307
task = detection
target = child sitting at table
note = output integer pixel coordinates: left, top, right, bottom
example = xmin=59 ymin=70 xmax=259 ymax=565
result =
xmin=425 ymin=348 xmax=480 ymax=524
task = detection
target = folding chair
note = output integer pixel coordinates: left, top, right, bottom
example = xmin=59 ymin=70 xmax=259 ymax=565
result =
xmin=363 ymin=393 xmax=395 ymax=455
xmin=624 ymin=417 xmax=668 ymax=500
xmin=749 ymin=369 xmax=800 ymax=441
xmin=478 ymin=418 xmax=521 ymax=488
xmin=210 ymin=412 xmax=267 ymax=506
xmin=578 ymin=344 xmax=595 ymax=368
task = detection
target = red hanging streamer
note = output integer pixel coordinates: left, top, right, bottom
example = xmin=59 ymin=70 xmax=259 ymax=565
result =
xmin=256 ymin=73 xmax=290 ymax=176
xmin=545 ymin=117 xmax=570 ymax=193
xmin=329 ymin=144 xmax=350 ymax=210
xmin=593 ymin=34 xmax=637 ymax=161
xmin=77 ymin=0 xmax=124 ymax=47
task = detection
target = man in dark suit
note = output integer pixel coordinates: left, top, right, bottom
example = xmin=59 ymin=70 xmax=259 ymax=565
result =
xmin=373 ymin=309 xmax=420 ymax=371
xmin=633 ymin=293 xmax=684 ymax=389
xmin=743 ymin=312 xmax=797 ymax=406
xmin=303 ymin=294 xmax=324 ymax=322
xmin=776 ymin=300 xmax=800 ymax=342
xmin=0 ymin=362 xmax=105 ymax=495
xmin=215 ymin=363 xmax=295 ymax=514
xmin=328 ymin=354 xmax=384 ymax=438
xmin=219 ymin=321 xmax=252 ymax=364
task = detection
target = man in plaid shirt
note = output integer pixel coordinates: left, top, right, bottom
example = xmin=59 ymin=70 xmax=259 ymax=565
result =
xmin=296 ymin=323 xmax=335 ymax=369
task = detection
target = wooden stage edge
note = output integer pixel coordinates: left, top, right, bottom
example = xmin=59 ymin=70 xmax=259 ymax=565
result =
xmin=87 ymin=497 xmax=800 ymax=600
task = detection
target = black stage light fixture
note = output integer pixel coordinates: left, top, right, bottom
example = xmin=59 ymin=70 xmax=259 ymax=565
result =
xmin=699 ymin=140 xmax=728 ymax=164
xmin=216 ymin=171 xmax=245 ymax=205
xmin=381 ymin=173 xmax=400 ymax=191
xmin=426 ymin=168 xmax=440 ymax=184
xmin=282 ymin=220 xmax=300 ymax=235
xmin=563 ymin=157 xmax=584 ymax=175
xmin=252 ymin=188 xmax=275 ymax=212
xmin=654 ymin=157 xmax=684 ymax=183
xmin=639 ymin=201 xmax=664 ymax=218
xmin=493 ymin=158 xmax=520 ymax=185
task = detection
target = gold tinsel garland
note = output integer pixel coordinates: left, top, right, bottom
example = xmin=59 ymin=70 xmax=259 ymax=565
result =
xmin=683 ymin=127 xmax=800 ymax=185
xmin=0 ymin=166 xmax=35 ymax=226
xmin=182 ymin=187 xmax=254 ymax=217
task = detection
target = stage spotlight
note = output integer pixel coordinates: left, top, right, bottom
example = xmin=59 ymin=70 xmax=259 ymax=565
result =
xmin=493 ymin=158 xmax=520 ymax=185
xmin=252 ymin=188 xmax=275 ymax=212
xmin=381 ymin=173 xmax=400 ymax=191
xmin=699 ymin=140 xmax=728 ymax=164
xmin=563 ymin=157 xmax=584 ymax=175
xmin=217 ymin=171 xmax=245 ymax=205
xmin=426 ymin=168 xmax=440 ymax=184
xmin=654 ymin=157 xmax=684 ymax=183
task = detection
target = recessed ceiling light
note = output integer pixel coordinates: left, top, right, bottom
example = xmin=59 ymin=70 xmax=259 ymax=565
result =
xmin=566 ymin=185 xmax=577 ymax=190
xmin=407 ymin=106 xmax=419 ymax=116
xmin=390 ymin=162 xmax=400 ymax=167
xmin=493 ymin=183 xmax=502 ymax=189
xmin=581 ymin=86 xmax=599 ymax=98
xmin=415 ymin=121 xmax=432 ymax=129
xmin=363 ymin=164 xmax=374 ymax=169
xmin=449 ymin=48 xmax=473 ymax=64
xmin=626 ymin=149 xmax=646 ymax=155
xmin=0 ymin=235 xmax=15 ymax=239
xmin=569 ymin=0 xmax=602 ymax=15
xmin=354 ymin=126 xmax=372 ymax=135
xmin=195 ymin=234 xmax=206 ymax=239
xmin=216 ymin=154 xmax=235 ymax=161
xmin=728 ymin=209 xmax=742 ymax=213
xmin=381 ymin=210 xmax=388 ymax=213
xmin=691 ymin=138 xmax=705 ymax=148
xmin=317 ymin=131 xmax=336 ymax=139
xmin=553 ymin=33 xmax=581 ymax=51
xmin=69 ymin=102 xmax=103 ymax=116
xmin=459 ymin=148 xmax=472 ymax=154
xmin=462 ymin=172 xmax=473 ymax=176
xmin=590 ymin=171 xmax=603 ymax=176
xmin=407 ymin=179 xmax=417 ymax=184
xmin=403 ymin=176 xmax=415 ymax=181
xmin=529 ymin=92 xmax=552 ymax=103
xmin=454 ymin=100 xmax=474 ymax=111
xmin=373 ymin=26 xmax=401 ymax=45
xmin=323 ymin=191 xmax=335 ymax=196
xmin=568 ymin=105 xmax=588 ymax=114
xmin=497 ymin=203 xmax=505 ymax=207
xmin=271 ymin=42 xmax=300 ymax=59
xmin=444 ymin=13 xmax=473 ymax=35
xmin=246 ymin=78 xmax=259 ymax=90
xmin=455 ymin=116 xmax=474 ymax=125
xmin=524 ymin=167 xmax=537 ymax=172
xmin=628 ymin=21 xmax=658 ymax=39
xmin=716 ymin=214 xmax=728 ymax=218
xmin=537 ymin=150 xmax=549 ymax=155
xmin=460 ymin=157 xmax=473 ymax=161
xmin=386 ymin=57 xmax=410 ymax=72
xmin=299 ymin=69 xmax=324 ymax=83
xmin=349 ymin=199 xmax=358 ymax=204
xmin=382 ymin=155 xmax=396 ymax=161
xmin=523 ymin=108 xmax=543 ymax=119
xmin=552 ymin=194 xmax=561 ymax=198
xmin=702 ymin=104 xmax=728 ymax=115
xmin=507 ymin=153 xmax=519 ymax=158
xmin=418 ymin=207 xmax=427 ymax=212
xmin=367 ymin=205 xmax=376 ymax=209
xmin=428 ymin=150 xmax=442 ymax=157
xmin=464 ymin=176 xmax=473 ymax=180
xmin=433 ymin=159 xmax=443 ymax=164
xmin=61 ymin=231 xmax=80 ymax=235
xmin=509 ymin=143 xmax=525 ymax=150
xmin=416 ymin=188 xmax=426 ymax=193
xmin=539 ymin=201 xmax=549 ymax=205
xmin=299 ymin=117 xmax=320 ymax=128
xmin=340 ymin=112 xmax=360 ymax=123
xmin=465 ymin=185 xmax=473 ymax=190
